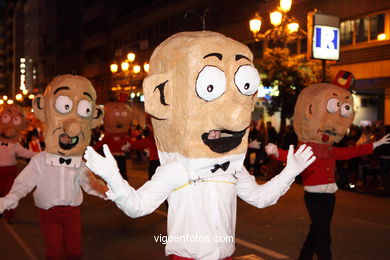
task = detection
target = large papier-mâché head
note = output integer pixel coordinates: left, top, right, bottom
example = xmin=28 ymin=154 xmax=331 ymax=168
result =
xmin=33 ymin=74 xmax=104 ymax=156
xmin=143 ymin=31 xmax=260 ymax=158
xmin=0 ymin=103 xmax=27 ymax=143
xmin=103 ymin=102 xmax=132 ymax=134
xmin=293 ymin=83 xmax=354 ymax=145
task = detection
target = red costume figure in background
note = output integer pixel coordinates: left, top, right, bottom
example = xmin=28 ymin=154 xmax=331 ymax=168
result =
xmin=266 ymin=71 xmax=390 ymax=260
xmin=129 ymin=123 xmax=160 ymax=179
xmin=0 ymin=103 xmax=35 ymax=223
xmin=94 ymin=101 xmax=132 ymax=180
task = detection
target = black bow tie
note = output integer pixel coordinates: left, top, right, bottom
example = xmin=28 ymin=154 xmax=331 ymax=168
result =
xmin=59 ymin=157 xmax=72 ymax=165
xmin=211 ymin=161 xmax=230 ymax=173
xmin=1 ymin=142 xmax=8 ymax=146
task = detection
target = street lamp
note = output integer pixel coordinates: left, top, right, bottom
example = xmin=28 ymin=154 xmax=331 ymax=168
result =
xmin=110 ymin=63 xmax=118 ymax=73
xmin=249 ymin=0 xmax=306 ymax=44
xmin=109 ymin=52 xmax=149 ymax=94
xmin=15 ymin=94 xmax=23 ymax=101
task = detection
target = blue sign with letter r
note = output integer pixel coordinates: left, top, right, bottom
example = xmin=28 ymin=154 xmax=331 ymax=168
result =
xmin=315 ymin=27 xmax=338 ymax=50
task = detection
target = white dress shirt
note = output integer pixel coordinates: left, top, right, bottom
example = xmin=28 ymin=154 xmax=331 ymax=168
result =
xmin=105 ymin=151 xmax=297 ymax=260
xmin=0 ymin=142 xmax=36 ymax=167
xmin=3 ymin=152 xmax=104 ymax=210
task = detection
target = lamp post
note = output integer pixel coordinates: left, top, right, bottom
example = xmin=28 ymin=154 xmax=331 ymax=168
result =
xmin=248 ymin=0 xmax=322 ymax=125
xmin=249 ymin=0 xmax=306 ymax=48
xmin=109 ymin=52 xmax=149 ymax=96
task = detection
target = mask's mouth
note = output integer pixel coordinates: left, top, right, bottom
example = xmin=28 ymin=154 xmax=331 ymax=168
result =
xmin=318 ymin=129 xmax=337 ymax=143
xmin=59 ymin=133 xmax=79 ymax=150
xmin=201 ymin=128 xmax=247 ymax=154
xmin=116 ymin=123 xmax=124 ymax=129
xmin=0 ymin=132 xmax=14 ymax=139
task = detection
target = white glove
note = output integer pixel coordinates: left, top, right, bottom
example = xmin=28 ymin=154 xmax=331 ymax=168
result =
xmin=84 ymin=144 xmax=122 ymax=183
xmin=0 ymin=197 xmax=18 ymax=213
xmin=248 ymin=140 xmax=261 ymax=149
xmin=0 ymin=198 xmax=4 ymax=213
xmin=284 ymin=144 xmax=316 ymax=177
xmin=121 ymin=142 xmax=131 ymax=151
xmin=373 ymin=134 xmax=390 ymax=149
xmin=265 ymin=143 xmax=279 ymax=157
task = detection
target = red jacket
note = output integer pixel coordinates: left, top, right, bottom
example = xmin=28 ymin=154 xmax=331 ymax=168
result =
xmin=94 ymin=133 xmax=132 ymax=156
xmin=275 ymin=141 xmax=373 ymax=186
xmin=130 ymin=135 xmax=159 ymax=161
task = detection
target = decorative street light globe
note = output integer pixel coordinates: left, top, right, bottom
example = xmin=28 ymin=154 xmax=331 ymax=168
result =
xmin=127 ymin=52 xmax=135 ymax=62
xmin=280 ymin=0 xmax=292 ymax=13
xmin=143 ymin=63 xmax=150 ymax=73
xmin=249 ymin=13 xmax=262 ymax=34
xmin=110 ymin=63 xmax=118 ymax=73
xmin=270 ymin=10 xmax=283 ymax=26
xmin=121 ymin=61 xmax=130 ymax=71
xmin=133 ymin=65 xmax=141 ymax=74
xmin=287 ymin=22 xmax=299 ymax=33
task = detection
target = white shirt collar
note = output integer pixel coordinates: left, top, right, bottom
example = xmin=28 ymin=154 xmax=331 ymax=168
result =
xmin=44 ymin=152 xmax=83 ymax=168
xmin=158 ymin=151 xmax=245 ymax=176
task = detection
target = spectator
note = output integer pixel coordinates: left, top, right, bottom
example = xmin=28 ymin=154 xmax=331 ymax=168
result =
xmin=244 ymin=121 xmax=263 ymax=176
xmin=266 ymin=121 xmax=278 ymax=144
xmin=28 ymin=134 xmax=42 ymax=153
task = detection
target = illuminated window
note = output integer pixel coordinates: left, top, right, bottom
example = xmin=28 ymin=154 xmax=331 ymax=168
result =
xmin=340 ymin=20 xmax=353 ymax=45
xmin=370 ymin=14 xmax=385 ymax=40
xmin=340 ymin=13 xmax=386 ymax=46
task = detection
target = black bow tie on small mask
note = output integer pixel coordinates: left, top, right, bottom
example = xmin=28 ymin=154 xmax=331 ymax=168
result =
xmin=59 ymin=157 xmax=72 ymax=165
xmin=1 ymin=142 xmax=8 ymax=146
xmin=210 ymin=161 xmax=230 ymax=173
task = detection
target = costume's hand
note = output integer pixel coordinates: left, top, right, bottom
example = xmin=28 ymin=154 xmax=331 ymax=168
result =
xmin=373 ymin=134 xmax=390 ymax=149
xmin=0 ymin=198 xmax=4 ymax=213
xmin=265 ymin=143 xmax=279 ymax=157
xmin=121 ymin=142 xmax=131 ymax=152
xmin=0 ymin=197 xmax=18 ymax=213
xmin=248 ymin=140 xmax=261 ymax=149
xmin=285 ymin=144 xmax=316 ymax=176
xmin=84 ymin=144 xmax=121 ymax=183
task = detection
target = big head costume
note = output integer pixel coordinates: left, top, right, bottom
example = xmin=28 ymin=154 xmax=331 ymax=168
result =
xmin=94 ymin=101 xmax=132 ymax=180
xmin=0 ymin=74 xmax=106 ymax=259
xmin=268 ymin=71 xmax=389 ymax=260
xmin=84 ymin=31 xmax=316 ymax=259
xmin=0 ymin=103 xmax=36 ymax=222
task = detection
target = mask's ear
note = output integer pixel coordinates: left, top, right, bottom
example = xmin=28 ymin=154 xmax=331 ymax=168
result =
xmin=33 ymin=94 xmax=45 ymax=122
xmin=92 ymin=105 xmax=104 ymax=129
xmin=304 ymin=102 xmax=314 ymax=120
xmin=143 ymin=72 xmax=173 ymax=120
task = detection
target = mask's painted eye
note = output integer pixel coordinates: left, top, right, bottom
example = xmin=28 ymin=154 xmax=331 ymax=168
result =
xmin=77 ymin=100 xmax=92 ymax=118
xmin=341 ymin=102 xmax=353 ymax=118
xmin=195 ymin=66 xmax=226 ymax=101
xmin=121 ymin=111 xmax=128 ymax=118
xmin=326 ymin=98 xmax=340 ymax=113
xmin=1 ymin=114 xmax=11 ymax=124
xmin=234 ymin=65 xmax=260 ymax=96
xmin=13 ymin=117 xmax=22 ymax=126
xmin=55 ymin=96 xmax=73 ymax=114
xmin=114 ymin=111 xmax=120 ymax=117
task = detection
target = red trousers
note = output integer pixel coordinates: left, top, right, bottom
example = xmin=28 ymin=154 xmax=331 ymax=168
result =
xmin=39 ymin=206 xmax=82 ymax=260
xmin=169 ymin=255 xmax=232 ymax=260
xmin=0 ymin=165 xmax=17 ymax=220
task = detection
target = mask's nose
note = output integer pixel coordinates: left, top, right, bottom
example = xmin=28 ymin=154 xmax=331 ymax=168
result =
xmin=213 ymin=98 xmax=253 ymax=131
xmin=63 ymin=119 xmax=81 ymax=137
